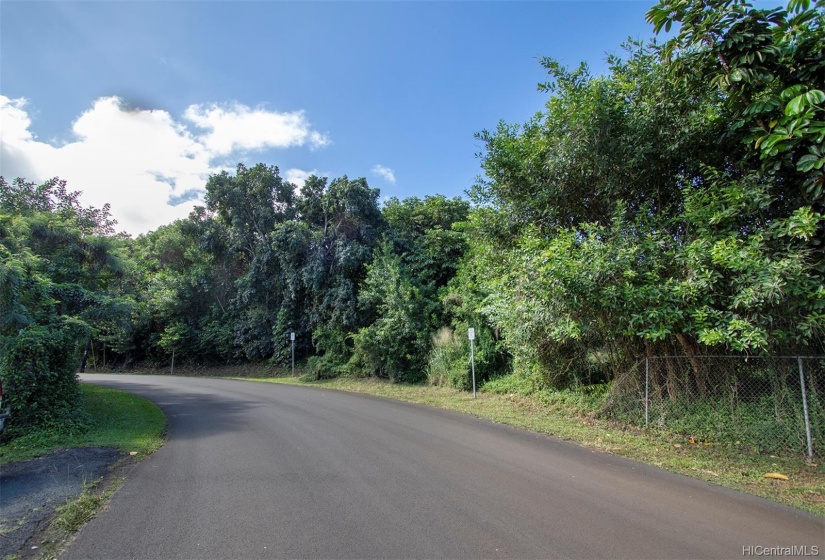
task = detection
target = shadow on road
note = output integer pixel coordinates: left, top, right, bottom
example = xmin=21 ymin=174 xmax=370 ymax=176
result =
xmin=80 ymin=375 xmax=263 ymax=443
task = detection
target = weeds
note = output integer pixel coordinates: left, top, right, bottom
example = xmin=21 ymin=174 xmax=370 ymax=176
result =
xmin=427 ymin=327 xmax=470 ymax=389
xmin=33 ymin=477 xmax=126 ymax=560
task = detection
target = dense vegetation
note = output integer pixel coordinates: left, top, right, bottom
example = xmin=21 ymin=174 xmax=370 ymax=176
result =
xmin=1 ymin=0 xmax=822 ymax=441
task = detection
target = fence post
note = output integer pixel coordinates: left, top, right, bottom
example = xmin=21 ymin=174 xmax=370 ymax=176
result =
xmin=798 ymin=356 xmax=814 ymax=460
xmin=645 ymin=357 xmax=649 ymax=427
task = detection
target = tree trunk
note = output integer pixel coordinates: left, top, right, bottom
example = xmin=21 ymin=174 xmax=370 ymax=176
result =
xmin=676 ymin=333 xmax=709 ymax=397
xmin=663 ymin=354 xmax=681 ymax=400
xmin=78 ymin=338 xmax=90 ymax=373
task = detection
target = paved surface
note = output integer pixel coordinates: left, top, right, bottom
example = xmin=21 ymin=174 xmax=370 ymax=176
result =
xmin=64 ymin=374 xmax=823 ymax=559
xmin=0 ymin=447 xmax=121 ymax=557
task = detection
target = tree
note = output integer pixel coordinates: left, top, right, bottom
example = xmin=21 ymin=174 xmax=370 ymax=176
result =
xmin=0 ymin=177 xmax=128 ymax=435
xmin=350 ymin=244 xmax=431 ymax=382
xmin=647 ymin=0 xmax=825 ymax=201
xmin=199 ymin=167 xmax=385 ymax=369
xmin=466 ymin=6 xmax=824 ymax=390
xmin=119 ymin=205 xmax=240 ymax=366
xmin=382 ymin=195 xmax=470 ymax=293
xmin=301 ymin=176 xmax=384 ymax=373
xmin=204 ymin=164 xmax=297 ymax=360
xmin=473 ymin=42 xmax=735 ymax=234
xmin=351 ymin=196 xmax=472 ymax=383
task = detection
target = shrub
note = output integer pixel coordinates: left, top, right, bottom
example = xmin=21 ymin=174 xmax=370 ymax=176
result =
xmin=427 ymin=327 xmax=471 ymax=390
xmin=0 ymin=317 xmax=90 ymax=437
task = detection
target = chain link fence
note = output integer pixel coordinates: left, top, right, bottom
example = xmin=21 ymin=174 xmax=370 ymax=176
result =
xmin=600 ymin=356 xmax=824 ymax=458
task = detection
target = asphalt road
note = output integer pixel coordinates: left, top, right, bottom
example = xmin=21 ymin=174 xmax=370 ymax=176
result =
xmin=64 ymin=374 xmax=823 ymax=560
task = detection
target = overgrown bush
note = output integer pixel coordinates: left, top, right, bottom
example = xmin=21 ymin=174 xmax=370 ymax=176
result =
xmin=600 ymin=359 xmax=825 ymax=456
xmin=483 ymin=370 xmax=550 ymax=396
xmin=427 ymin=327 xmax=470 ymax=389
xmin=349 ymin=246 xmax=431 ymax=383
xmin=653 ymin=393 xmax=824 ymax=456
xmin=306 ymin=327 xmax=353 ymax=379
xmin=483 ymin=373 xmax=611 ymax=414
xmin=0 ymin=317 xmax=91 ymax=437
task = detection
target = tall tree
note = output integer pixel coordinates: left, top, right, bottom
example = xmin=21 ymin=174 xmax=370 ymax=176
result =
xmin=647 ymin=0 xmax=825 ymax=205
xmin=351 ymin=196 xmax=471 ymax=382
xmin=301 ymin=176 xmax=384 ymax=372
xmin=466 ymin=6 xmax=824 ymax=390
xmin=204 ymin=164 xmax=297 ymax=360
xmin=126 ymin=208 xmax=237 ymax=365
xmin=0 ymin=177 xmax=129 ymax=434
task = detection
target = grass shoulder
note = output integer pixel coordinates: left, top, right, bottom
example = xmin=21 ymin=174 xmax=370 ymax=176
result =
xmin=242 ymin=373 xmax=824 ymax=516
xmin=0 ymin=384 xmax=165 ymax=559
xmin=0 ymin=384 xmax=166 ymax=465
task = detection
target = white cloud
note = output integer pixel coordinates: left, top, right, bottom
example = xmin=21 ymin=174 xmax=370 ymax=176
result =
xmin=371 ymin=164 xmax=396 ymax=184
xmin=184 ymin=102 xmax=329 ymax=155
xmin=0 ymin=96 xmax=329 ymax=235
xmin=0 ymin=97 xmax=33 ymax=144
xmin=284 ymin=168 xmax=318 ymax=189
xmin=0 ymin=97 xmax=39 ymax=181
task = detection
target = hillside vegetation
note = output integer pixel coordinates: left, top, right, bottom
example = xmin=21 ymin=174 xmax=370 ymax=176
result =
xmin=1 ymin=0 xmax=822 ymax=456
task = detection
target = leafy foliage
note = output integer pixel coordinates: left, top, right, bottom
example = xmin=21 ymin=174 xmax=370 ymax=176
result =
xmin=351 ymin=244 xmax=431 ymax=382
xmin=352 ymin=196 xmax=471 ymax=382
xmin=0 ymin=177 xmax=127 ymax=436
xmin=468 ymin=0 xmax=824 ymax=392
xmin=647 ymin=0 xmax=825 ymax=210
xmin=1 ymin=318 xmax=90 ymax=435
xmin=2 ymin=1 xmax=823 ymax=447
xmin=427 ymin=327 xmax=472 ymax=390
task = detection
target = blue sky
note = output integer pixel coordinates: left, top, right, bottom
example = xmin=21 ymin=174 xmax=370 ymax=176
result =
xmin=1 ymin=1 xmax=660 ymax=235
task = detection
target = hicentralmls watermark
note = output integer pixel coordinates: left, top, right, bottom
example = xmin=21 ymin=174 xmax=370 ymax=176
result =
xmin=743 ymin=546 xmax=820 ymax=557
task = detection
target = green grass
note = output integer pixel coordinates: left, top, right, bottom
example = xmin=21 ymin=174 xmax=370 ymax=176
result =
xmin=0 ymin=384 xmax=166 ymax=465
xmin=239 ymin=373 xmax=825 ymax=515
xmin=53 ymin=476 xmax=125 ymax=533
xmin=27 ymin=476 xmax=128 ymax=560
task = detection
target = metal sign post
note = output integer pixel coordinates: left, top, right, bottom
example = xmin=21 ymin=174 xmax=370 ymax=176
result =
xmin=290 ymin=332 xmax=295 ymax=377
xmin=468 ymin=328 xmax=476 ymax=399
xmin=798 ymin=356 xmax=813 ymax=460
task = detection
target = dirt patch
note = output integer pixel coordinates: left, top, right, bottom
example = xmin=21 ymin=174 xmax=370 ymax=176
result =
xmin=0 ymin=447 xmax=123 ymax=558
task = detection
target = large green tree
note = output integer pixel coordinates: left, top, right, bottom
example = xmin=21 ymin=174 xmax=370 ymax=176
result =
xmin=299 ymin=175 xmax=384 ymax=374
xmin=466 ymin=0 xmax=824 ymax=390
xmin=647 ymin=0 xmax=825 ymax=204
xmin=204 ymin=164 xmax=298 ymax=360
xmin=351 ymin=196 xmax=470 ymax=382
xmin=0 ymin=177 xmax=130 ymax=434
xmin=126 ymin=207 xmax=237 ymax=366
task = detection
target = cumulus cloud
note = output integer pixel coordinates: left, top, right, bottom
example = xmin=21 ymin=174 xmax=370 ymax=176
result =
xmin=184 ymin=102 xmax=330 ymax=155
xmin=0 ymin=97 xmax=41 ymax=181
xmin=284 ymin=168 xmax=319 ymax=190
xmin=371 ymin=164 xmax=396 ymax=184
xmin=0 ymin=97 xmax=33 ymax=144
xmin=0 ymin=96 xmax=329 ymax=235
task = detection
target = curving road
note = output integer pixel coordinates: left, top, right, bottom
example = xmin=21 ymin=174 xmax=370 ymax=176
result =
xmin=64 ymin=374 xmax=823 ymax=559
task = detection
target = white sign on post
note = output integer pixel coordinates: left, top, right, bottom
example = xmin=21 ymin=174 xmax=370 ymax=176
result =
xmin=290 ymin=332 xmax=296 ymax=377
xmin=468 ymin=328 xmax=477 ymax=398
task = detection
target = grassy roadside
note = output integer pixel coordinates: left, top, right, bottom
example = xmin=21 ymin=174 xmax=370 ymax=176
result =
xmin=27 ymin=476 xmax=127 ymax=560
xmin=0 ymin=384 xmax=166 ymax=465
xmin=0 ymin=385 xmax=165 ymax=560
xmin=243 ymin=374 xmax=825 ymax=515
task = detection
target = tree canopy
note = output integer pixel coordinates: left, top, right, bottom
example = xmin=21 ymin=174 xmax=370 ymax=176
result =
xmin=1 ymin=0 xmax=822 ymax=439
